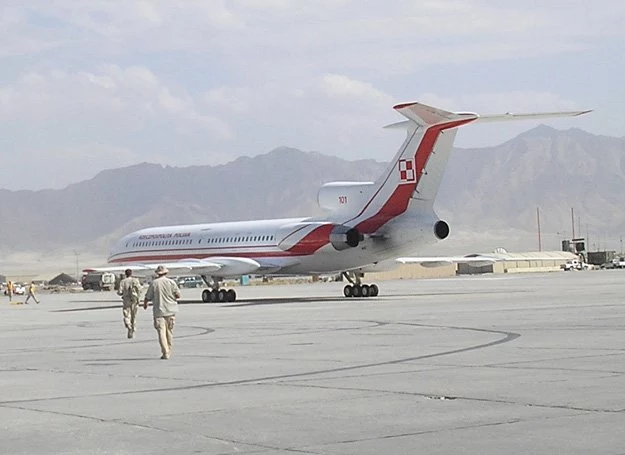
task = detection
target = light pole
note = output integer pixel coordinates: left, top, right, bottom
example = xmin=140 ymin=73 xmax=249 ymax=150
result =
xmin=73 ymin=249 xmax=80 ymax=282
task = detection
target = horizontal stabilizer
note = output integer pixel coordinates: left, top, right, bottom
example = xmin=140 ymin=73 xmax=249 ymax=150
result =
xmin=384 ymin=107 xmax=591 ymax=130
xmin=472 ymin=109 xmax=592 ymax=124
xmin=393 ymin=102 xmax=477 ymax=127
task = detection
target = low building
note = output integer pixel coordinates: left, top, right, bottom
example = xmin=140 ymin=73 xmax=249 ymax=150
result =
xmin=367 ymin=251 xmax=579 ymax=281
xmin=458 ymin=251 xmax=579 ymax=275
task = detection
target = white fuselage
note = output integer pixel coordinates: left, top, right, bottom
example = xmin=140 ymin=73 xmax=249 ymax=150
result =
xmin=108 ymin=208 xmax=440 ymax=276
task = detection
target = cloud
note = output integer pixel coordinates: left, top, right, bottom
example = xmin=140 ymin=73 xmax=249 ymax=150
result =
xmin=0 ymin=65 xmax=234 ymax=189
xmin=4 ymin=1 xmax=623 ymax=68
xmin=202 ymin=86 xmax=252 ymax=114
xmin=0 ymin=1 xmax=620 ymax=190
xmin=0 ymin=65 xmax=231 ymax=136
xmin=321 ymin=74 xmax=393 ymax=103
xmin=421 ymin=90 xmax=581 ymax=114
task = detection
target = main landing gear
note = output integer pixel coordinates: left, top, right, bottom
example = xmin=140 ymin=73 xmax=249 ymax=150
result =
xmin=342 ymin=272 xmax=379 ymax=298
xmin=200 ymin=275 xmax=237 ymax=303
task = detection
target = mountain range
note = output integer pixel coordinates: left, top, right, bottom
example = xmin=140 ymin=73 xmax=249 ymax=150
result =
xmin=2 ymin=125 xmax=624 ymax=273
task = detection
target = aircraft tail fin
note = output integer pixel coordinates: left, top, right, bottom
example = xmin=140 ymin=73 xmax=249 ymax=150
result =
xmin=345 ymin=102 xmax=590 ymax=234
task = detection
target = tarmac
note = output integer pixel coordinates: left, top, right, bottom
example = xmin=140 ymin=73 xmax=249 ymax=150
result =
xmin=1 ymin=271 xmax=624 ymax=454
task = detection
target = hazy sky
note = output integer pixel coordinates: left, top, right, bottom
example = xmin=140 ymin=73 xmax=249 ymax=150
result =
xmin=1 ymin=1 xmax=623 ymax=190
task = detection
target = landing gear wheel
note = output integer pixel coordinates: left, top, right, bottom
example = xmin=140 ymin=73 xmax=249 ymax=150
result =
xmin=352 ymin=285 xmax=362 ymax=298
xmin=360 ymin=284 xmax=370 ymax=297
xmin=202 ymin=289 xmax=211 ymax=303
xmin=210 ymin=289 xmax=219 ymax=302
xmin=226 ymin=289 xmax=237 ymax=302
xmin=217 ymin=289 xmax=227 ymax=302
xmin=343 ymin=285 xmax=353 ymax=297
xmin=369 ymin=284 xmax=379 ymax=297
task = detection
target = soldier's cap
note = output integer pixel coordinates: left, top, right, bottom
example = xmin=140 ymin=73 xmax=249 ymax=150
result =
xmin=155 ymin=265 xmax=169 ymax=275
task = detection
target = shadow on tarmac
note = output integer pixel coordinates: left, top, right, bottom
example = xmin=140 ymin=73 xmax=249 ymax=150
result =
xmin=55 ymin=289 xmax=528 ymax=312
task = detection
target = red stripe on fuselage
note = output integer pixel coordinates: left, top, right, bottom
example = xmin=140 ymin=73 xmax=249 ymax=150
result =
xmin=285 ymin=224 xmax=334 ymax=255
xmin=354 ymin=183 xmax=414 ymax=233
xmin=109 ymin=251 xmax=298 ymax=263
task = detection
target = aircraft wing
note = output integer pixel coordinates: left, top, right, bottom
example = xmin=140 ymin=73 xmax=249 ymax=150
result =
xmin=396 ymin=255 xmax=498 ymax=268
xmin=84 ymin=257 xmax=262 ymax=277
xmin=397 ymin=252 xmax=574 ymax=268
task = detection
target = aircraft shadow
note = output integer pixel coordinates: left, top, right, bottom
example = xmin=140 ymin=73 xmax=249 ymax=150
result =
xmin=55 ymin=289 xmax=522 ymax=312
xmin=182 ymin=290 xmax=500 ymax=308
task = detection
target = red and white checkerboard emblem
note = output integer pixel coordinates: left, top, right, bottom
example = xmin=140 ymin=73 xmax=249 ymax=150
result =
xmin=398 ymin=159 xmax=416 ymax=182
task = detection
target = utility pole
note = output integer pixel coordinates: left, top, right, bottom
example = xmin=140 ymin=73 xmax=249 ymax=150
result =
xmin=571 ymin=207 xmax=575 ymax=240
xmin=73 ymin=249 xmax=80 ymax=282
xmin=576 ymin=214 xmax=583 ymax=258
xmin=536 ymin=207 xmax=542 ymax=252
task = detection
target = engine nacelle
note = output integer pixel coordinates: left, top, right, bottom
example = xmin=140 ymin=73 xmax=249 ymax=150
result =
xmin=317 ymin=181 xmax=375 ymax=213
xmin=329 ymin=225 xmax=363 ymax=251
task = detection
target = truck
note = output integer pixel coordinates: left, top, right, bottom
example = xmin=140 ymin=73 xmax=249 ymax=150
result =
xmin=587 ymin=251 xmax=615 ymax=266
xmin=82 ymin=272 xmax=116 ymax=291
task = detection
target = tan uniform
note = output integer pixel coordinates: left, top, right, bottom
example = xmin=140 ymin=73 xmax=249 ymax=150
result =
xmin=144 ymin=275 xmax=180 ymax=359
xmin=118 ymin=276 xmax=142 ymax=335
xmin=6 ymin=281 xmax=14 ymax=302
xmin=24 ymin=283 xmax=39 ymax=304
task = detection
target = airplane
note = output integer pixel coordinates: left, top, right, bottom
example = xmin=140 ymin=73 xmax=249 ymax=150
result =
xmin=86 ymin=101 xmax=591 ymax=302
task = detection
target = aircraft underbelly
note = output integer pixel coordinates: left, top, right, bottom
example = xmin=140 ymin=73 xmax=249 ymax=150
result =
xmin=280 ymin=242 xmax=393 ymax=274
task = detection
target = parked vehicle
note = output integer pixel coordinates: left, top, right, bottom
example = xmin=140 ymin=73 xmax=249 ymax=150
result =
xmin=176 ymin=276 xmax=204 ymax=288
xmin=588 ymin=251 xmax=616 ymax=266
xmin=82 ymin=272 xmax=116 ymax=291
xmin=561 ymin=259 xmax=583 ymax=271
xmin=4 ymin=284 xmax=25 ymax=295
xmin=612 ymin=257 xmax=625 ymax=269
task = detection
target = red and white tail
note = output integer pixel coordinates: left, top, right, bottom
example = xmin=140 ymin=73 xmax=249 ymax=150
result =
xmin=343 ymin=101 xmax=590 ymax=234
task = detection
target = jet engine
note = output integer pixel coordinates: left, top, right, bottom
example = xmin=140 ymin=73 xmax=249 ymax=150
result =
xmin=434 ymin=220 xmax=450 ymax=240
xmin=329 ymin=225 xmax=364 ymax=251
